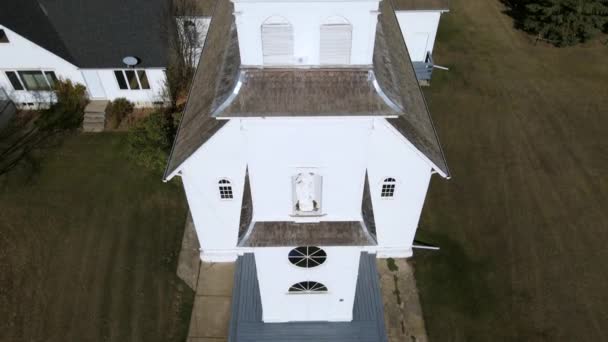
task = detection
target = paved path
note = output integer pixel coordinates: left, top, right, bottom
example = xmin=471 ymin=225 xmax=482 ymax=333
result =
xmin=177 ymin=212 xmax=201 ymax=290
xmin=377 ymin=258 xmax=429 ymax=342
xmin=187 ymin=262 xmax=235 ymax=342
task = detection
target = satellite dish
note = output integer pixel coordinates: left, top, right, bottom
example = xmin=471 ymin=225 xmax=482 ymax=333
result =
xmin=122 ymin=56 xmax=140 ymax=67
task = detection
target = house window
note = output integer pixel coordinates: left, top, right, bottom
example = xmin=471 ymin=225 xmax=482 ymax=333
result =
xmin=5 ymin=71 xmax=24 ymax=90
xmin=381 ymin=178 xmax=396 ymax=198
xmin=0 ymin=29 xmax=9 ymax=43
xmin=292 ymin=172 xmax=322 ymax=216
xmin=319 ymin=16 xmax=352 ymax=65
xmin=43 ymin=71 xmax=58 ymax=87
xmin=288 ymin=246 xmax=327 ymax=268
xmin=114 ymin=69 xmax=151 ymax=90
xmin=218 ymin=179 xmax=233 ymax=199
xmin=288 ymin=281 xmax=328 ymax=294
xmin=5 ymin=71 xmax=56 ymax=91
xmin=261 ymin=16 xmax=294 ymax=65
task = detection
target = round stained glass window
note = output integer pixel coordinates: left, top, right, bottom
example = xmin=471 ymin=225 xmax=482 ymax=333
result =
xmin=288 ymin=246 xmax=327 ymax=268
xmin=288 ymin=281 xmax=328 ymax=293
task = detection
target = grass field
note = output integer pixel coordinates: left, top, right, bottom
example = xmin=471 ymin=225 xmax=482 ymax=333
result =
xmin=414 ymin=0 xmax=608 ymax=340
xmin=0 ymin=133 xmax=192 ymax=342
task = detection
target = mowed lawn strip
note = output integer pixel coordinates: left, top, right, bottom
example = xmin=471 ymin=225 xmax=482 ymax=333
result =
xmin=414 ymin=0 xmax=608 ymax=340
xmin=0 ymin=133 xmax=193 ymax=342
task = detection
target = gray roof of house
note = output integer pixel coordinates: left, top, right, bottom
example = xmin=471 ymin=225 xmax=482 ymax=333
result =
xmin=164 ymin=0 xmax=450 ymax=179
xmin=0 ymin=0 xmax=167 ymax=68
xmin=0 ymin=0 xmax=74 ymax=64
xmin=239 ymin=221 xmax=377 ymax=247
xmin=393 ymin=0 xmax=450 ymax=11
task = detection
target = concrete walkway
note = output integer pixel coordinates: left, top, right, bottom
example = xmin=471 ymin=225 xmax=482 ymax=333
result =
xmin=177 ymin=212 xmax=201 ymax=290
xmin=177 ymin=212 xmax=236 ymax=342
xmin=377 ymin=258 xmax=429 ymax=342
xmin=187 ymin=262 xmax=235 ymax=342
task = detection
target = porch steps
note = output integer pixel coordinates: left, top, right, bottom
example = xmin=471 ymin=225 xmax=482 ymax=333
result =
xmin=83 ymin=100 xmax=108 ymax=132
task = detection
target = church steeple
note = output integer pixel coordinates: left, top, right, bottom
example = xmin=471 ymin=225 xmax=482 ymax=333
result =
xmin=233 ymin=0 xmax=381 ymax=66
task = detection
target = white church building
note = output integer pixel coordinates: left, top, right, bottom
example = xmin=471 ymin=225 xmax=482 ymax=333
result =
xmin=163 ymin=0 xmax=449 ymax=340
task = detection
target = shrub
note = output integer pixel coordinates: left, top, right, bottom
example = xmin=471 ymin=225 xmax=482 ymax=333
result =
xmin=127 ymin=111 xmax=175 ymax=174
xmin=37 ymin=79 xmax=88 ymax=131
xmin=0 ymin=79 xmax=88 ymax=176
xmin=106 ymin=98 xmax=134 ymax=129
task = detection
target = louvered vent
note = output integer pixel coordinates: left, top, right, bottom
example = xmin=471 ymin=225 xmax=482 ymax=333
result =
xmin=320 ymin=18 xmax=352 ymax=65
xmin=261 ymin=17 xmax=294 ymax=65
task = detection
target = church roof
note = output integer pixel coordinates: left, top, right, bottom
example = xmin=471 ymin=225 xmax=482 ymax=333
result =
xmin=164 ymin=0 xmax=450 ymax=180
xmin=392 ymin=0 xmax=450 ymax=11
xmin=213 ymin=68 xmax=402 ymax=118
xmin=238 ymin=221 xmax=377 ymax=247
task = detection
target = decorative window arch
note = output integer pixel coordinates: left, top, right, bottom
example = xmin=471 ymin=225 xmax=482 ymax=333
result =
xmin=319 ymin=16 xmax=352 ymax=65
xmin=288 ymin=246 xmax=327 ymax=268
xmin=288 ymin=281 xmax=328 ymax=294
xmin=380 ymin=177 xmax=396 ymax=198
xmin=218 ymin=179 xmax=234 ymax=199
xmin=261 ymin=16 xmax=294 ymax=65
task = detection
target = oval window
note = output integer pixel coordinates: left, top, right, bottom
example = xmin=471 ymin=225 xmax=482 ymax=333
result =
xmin=288 ymin=246 xmax=327 ymax=268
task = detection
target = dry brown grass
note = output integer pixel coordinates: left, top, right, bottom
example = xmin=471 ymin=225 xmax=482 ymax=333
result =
xmin=413 ymin=0 xmax=608 ymax=340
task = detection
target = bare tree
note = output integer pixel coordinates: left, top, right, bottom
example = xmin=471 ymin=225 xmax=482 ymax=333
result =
xmin=161 ymin=0 xmax=209 ymax=109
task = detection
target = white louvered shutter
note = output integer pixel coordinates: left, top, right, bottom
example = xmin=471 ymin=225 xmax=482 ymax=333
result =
xmin=320 ymin=24 xmax=352 ymax=65
xmin=262 ymin=23 xmax=294 ymax=65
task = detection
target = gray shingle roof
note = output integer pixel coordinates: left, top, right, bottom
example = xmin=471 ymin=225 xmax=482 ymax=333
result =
xmin=392 ymin=0 xmax=450 ymax=11
xmin=375 ymin=0 xmax=450 ymax=177
xmin=238 ymin=221 xmax=377 ymax=247
xmin=163 ymin=0 xmax=238 ymax=179
xmin=1 ymin=0 xmax=167 ymax=68
xmin=164 ymin=0 xmax=450 ymax=179
xmin=0 ymin=0 xmax=74 ymax=64
xmin=216 ymin=68 xmax=401 ymax=117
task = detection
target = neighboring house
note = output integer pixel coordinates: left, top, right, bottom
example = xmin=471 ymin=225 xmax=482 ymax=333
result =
xmin=164 ymin=0 xmax=449 ymax=340
xmin=0 ymin=0 xmax=168 ymax=108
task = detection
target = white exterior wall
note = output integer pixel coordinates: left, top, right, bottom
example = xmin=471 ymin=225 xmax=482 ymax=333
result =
xmin=0 ymin=25 xmax=84 ymax=106
xmin=395 ymin=11 xmax=442 ymax=62
xmin=255 ymin=247 xmax=361 ymax=322
xmin=233 ymin=0 xmax=380 ymax=66
xmin=368 ymin=120 xmax=432 ymax=257
xmin=180 ymin=121 xmax=247 ymax=261
xmin=93 ymin=68 xmax=166 ymax=106
xmin=243 ymin=117 xmax=372 ymax=222
xmin=179 ymin=117 xmax=434 ymax=260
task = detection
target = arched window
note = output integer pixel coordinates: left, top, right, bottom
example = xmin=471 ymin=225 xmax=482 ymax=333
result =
xmin=288 ymin=281 xmax=328 ymax=294
xmin=381 ymin=177 xmax=396 ymax=198
xmin=218 ymin=179 xmax=233 ymax=199
xmin=319 ymin=16 xmax=352 ymax=65
xmin=261 ymin=16 xmax=294 ymax=65
xmin=288 ymin=246 xmax=327 ymax=268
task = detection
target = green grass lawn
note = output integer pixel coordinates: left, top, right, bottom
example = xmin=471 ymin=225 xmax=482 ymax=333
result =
xmin=414 ymin=0 xmax=608 ymax=340
xmin=0 ymin=133 xmax=192 ymax=342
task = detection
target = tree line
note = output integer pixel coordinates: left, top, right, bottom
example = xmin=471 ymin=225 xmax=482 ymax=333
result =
xmin=503 ymin=0 xmax=608 ymax=46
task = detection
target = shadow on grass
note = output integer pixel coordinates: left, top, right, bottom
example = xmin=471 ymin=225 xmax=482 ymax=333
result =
xmin=412 ymin=230 xmax=495 ymax=319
